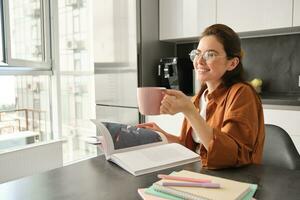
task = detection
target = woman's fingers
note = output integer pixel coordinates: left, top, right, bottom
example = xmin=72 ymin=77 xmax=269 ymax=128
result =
xmin=136 ymin=122 xmax=164 ymax=133
xmin=160 ymin=92 xmax=182 ymax=114
xmin=163 ymin=89 xmax=184 ymax=98
xmin=161 ymin=96 xmax=173 ymax=108
xmin=136 ymin=122 xmax=154 ymax=129
xmin=137 ymin=122 xmax=154 ymax=127
xmin=160 ymin=105 xmax=173 ymax=115
xmin=160 ymin=97 xmax=178 ymax=115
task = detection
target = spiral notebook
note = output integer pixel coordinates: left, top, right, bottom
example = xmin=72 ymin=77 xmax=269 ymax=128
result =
xmin=138 ymin=188 xmax=176 ymax=200
xmin=150 ymin=170 xmax=256 ymax=200
xmin=144 ymin=185 xmax=257 ymax=200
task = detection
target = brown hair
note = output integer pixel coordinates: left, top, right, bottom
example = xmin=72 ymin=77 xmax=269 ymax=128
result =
xmin=201 ymin=24 xmax=244 ymax=87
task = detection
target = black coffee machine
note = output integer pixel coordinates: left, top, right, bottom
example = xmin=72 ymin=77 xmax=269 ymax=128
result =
xmin=158 ymin=57 xmax=193 ymax=95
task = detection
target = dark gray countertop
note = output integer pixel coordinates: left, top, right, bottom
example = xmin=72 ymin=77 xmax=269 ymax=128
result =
xmin=260 ymin=93 xmax=300 ymax=106
xmin=1 ymin=155 xmax=300 ymax=200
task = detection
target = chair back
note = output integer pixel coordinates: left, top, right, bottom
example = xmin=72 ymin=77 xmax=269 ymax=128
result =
xmin=263 ymin=124 xmax=300 ymax=170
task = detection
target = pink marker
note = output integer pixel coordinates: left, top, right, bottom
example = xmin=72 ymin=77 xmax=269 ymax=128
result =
xmin=161 ymin=181 xmax=220 ymax=188
xmin=157 ymin=174 xmax=211 ymax=183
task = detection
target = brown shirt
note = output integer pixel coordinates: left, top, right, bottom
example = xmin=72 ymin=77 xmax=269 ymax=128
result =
xmin=179 ymin=82 xmax=265 ymax=169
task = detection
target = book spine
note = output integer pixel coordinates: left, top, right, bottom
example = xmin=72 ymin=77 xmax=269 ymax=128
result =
xmin=152 ymin=184 xmax=210 ymax=200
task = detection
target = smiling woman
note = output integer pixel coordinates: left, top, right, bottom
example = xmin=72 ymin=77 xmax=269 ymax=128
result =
xmin=138 ymin=24 xmax=265 ymax=169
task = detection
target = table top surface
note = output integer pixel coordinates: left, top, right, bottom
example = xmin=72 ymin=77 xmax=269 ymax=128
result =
xmin=0 ymin=155 xmax=300 ymax=200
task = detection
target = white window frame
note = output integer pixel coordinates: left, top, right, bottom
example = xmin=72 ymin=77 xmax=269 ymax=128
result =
xmin=2 ymin=0 xmax=51 ymax=69
xmin=0 ymin=0 xmax=6 ymax=65
xmin=0 ymin=0 xmax=55 ymax=145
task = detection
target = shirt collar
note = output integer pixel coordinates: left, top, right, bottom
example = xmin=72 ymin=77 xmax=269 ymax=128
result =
xmin=207 ymin=83 xmax=228 ymax=104
xmin=192 ymin=83 xmax=228 ymax=106
xmin=191 ymin=85 xmax=205 ymax=108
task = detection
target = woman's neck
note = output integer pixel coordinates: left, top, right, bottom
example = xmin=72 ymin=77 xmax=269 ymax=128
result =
xmin=206 ymin=81 xmax=222 ymax=94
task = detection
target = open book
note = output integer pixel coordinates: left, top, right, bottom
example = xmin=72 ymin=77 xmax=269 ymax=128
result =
xmin=91 ymin=119 xmax=199 ymax=176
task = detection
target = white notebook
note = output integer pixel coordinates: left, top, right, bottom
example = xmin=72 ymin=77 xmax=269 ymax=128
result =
xmin=152 ymin=170 xmax=253 ymax=200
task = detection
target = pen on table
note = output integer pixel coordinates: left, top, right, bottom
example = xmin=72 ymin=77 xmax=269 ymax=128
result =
xmin=157 ymin=174 xmax=211 ymax=183
xmin=161 ymin=181 xmax=220 ymax=188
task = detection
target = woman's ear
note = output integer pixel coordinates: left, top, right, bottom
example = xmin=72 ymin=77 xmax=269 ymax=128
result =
xmin=227 ymin=57 xmax=239 ymax=71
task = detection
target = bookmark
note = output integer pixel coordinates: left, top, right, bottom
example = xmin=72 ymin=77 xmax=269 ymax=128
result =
xmin=161 ymin=181 xmax=220 ymax=188
xmin=158 ymin=174 xmax=211 ymax=183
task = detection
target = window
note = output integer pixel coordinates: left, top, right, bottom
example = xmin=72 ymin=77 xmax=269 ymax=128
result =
xmin=0 ymin=75 xmax=52 ymax=150
xmin=3 ymin=0 xmax=51 ymax=68
xmin=0 ymin=0 xmax=96 ymax=164
xmin=56 ymin=0 xmax=96 ymax=163
xmin=0 ymin=1 xmax=53 ymax=151
xmin=0 ymin=0 xmax=6 ymax=64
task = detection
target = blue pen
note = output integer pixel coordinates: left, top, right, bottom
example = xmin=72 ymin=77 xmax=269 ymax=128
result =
xmin=161 ymin=181 xmax=220 ymax=188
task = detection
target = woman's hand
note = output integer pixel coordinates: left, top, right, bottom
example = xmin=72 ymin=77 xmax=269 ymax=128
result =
xmin=137 ymin=122 xmax=179 ymax=143
xmin=136 ymin=122 xmax=166 ymax=134
xmin=160 ymin=89 xmax=195 ymax=115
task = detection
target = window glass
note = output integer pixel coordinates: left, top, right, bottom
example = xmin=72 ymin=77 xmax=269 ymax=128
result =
xmin=58 ymin=0 xmax=91 ymax=72
xmin=93 ymin=0 xmax=137 ymax=64
xmin=8 ymin=0 xmax=43 ymax=61
xmin=0 ymin=29 xmax=3 ymax=63
xmin=58 ymin=0 xmax=96 ymax=163
xmin=0 ymin=75 xmax=52 ymax=150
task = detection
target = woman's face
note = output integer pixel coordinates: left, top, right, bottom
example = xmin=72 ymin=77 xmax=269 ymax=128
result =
xmin=193 ymin=35 xmax=234 ymax=85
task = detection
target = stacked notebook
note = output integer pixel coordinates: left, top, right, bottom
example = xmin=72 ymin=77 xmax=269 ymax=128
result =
xmin=138 ymin=170 xmax=257 ymax=200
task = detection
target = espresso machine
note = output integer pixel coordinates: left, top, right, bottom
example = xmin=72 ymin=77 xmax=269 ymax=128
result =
xmin=158 ymin=57 xmax=193 ymax=95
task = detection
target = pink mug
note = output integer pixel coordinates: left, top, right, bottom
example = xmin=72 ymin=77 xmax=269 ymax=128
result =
xmin=137 ymin=87 xmax=166 ymax=115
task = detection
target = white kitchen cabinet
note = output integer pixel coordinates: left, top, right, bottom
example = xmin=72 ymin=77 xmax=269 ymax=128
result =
xmin=159 ymin=0 xmax=182 ymax=40
xmin=263 ymin=107 xmax=300 ymax=153
xmin=159 ymin=0 xmax=296 ymax=41
xmin=145 ymin=113 xmax=184 ymax=136
xmin=159 ymin=0 xmax=216 ymax=40
xmin=217 ymin=0 xmax=293 ymax=32
xmin=193 ymin=0 xmax=217 ymax=36
xmin=294 ymin=0 xmax=300 ymax=26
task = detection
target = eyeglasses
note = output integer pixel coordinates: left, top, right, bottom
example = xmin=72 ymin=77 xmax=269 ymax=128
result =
xmin=189 ymin=49 xmax=225 ymax=63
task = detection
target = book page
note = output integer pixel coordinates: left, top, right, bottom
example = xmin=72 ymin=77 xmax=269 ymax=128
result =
xmin=111 ymin=143 xmax=199 ymax=176
xmin=91 ymin=119 xmax=167 ymax=158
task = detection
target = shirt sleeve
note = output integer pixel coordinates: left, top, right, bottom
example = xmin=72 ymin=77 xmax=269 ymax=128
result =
xmin=205 ymin=86 xmax=260 ymax=169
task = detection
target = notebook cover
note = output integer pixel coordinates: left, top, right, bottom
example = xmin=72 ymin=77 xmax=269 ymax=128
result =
xmin=138 ymin=188 xmax=170 ymax=200
xmin=241 ymin=184 xmax=258 ymax=200
xmin=153 ymin=170 xmax=254 ymax=200
xmin=145 ymin=186 xmax=183 ymax=200
xmin=147 ymin=184 xmax=257 ymax=200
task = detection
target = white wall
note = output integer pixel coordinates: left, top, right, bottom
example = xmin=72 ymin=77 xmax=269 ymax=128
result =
xmin=0 ymin=140 xmax=63 ymax=183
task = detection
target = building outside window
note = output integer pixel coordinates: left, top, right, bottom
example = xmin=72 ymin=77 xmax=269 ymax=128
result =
xmin=57 ymin=0 xmax=96 ymax=163
xmin=0 ymin=75 xmax=51 ymax=149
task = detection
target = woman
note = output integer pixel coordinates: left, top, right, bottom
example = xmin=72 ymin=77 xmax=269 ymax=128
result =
xmin=138 ymin=24 xmax=265 ymax=169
